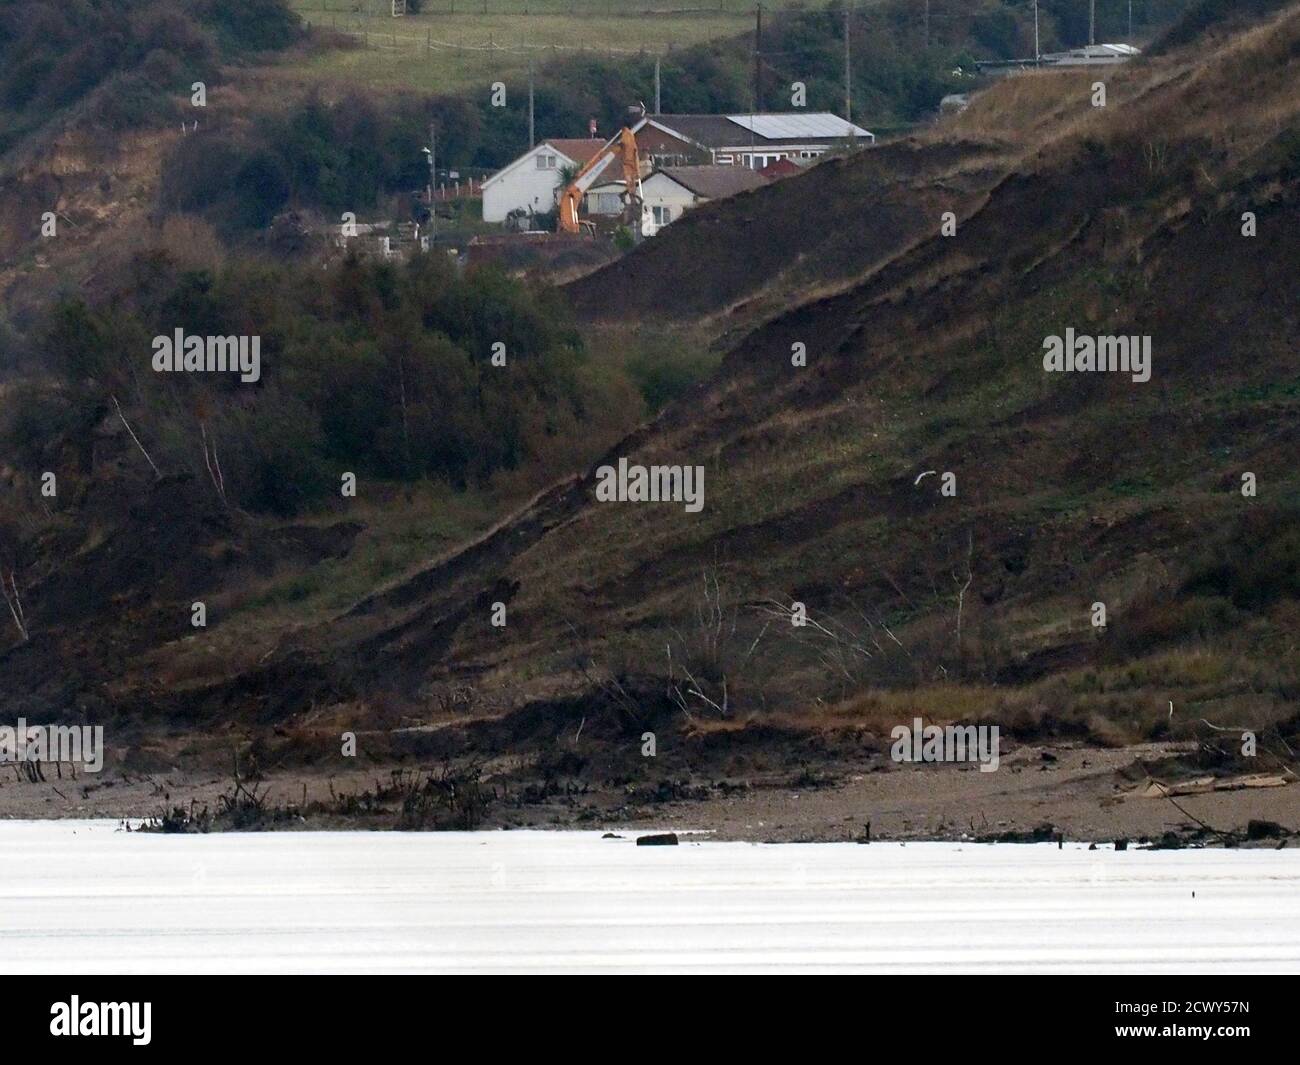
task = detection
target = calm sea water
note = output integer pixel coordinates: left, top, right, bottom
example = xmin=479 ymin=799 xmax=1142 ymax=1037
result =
xmin=2 ymin=821 xmax=1298 ymax=973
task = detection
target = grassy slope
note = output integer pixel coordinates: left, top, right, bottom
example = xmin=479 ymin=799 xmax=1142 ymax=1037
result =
xmin=283 ymin=0 xmax=782 ymax=92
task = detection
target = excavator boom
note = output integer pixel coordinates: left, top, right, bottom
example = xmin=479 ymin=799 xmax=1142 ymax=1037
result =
xmin=556 ymin=127 xmax=644 ymax=235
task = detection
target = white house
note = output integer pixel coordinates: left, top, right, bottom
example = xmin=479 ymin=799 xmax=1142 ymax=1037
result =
xmin=640 ymin=166 xmax=768 ymax=229
xmin=975 ymin=43 xmax=1141 ymax=76
xmin=1040 ymin=43 xmax=1141 ymax=66
xmin=480 ymin=138 xmax=605 ymax=224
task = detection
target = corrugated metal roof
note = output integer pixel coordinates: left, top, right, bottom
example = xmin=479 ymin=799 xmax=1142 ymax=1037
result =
xmin=647 ymin=113 xmax=874 ymax=148
xmin=724 ymin=113 xmax=873 ymax=140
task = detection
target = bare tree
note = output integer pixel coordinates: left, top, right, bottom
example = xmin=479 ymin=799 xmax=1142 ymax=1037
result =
xmin=952 ymin=530 xmax=974 ymax=646
xmin=2 ymin=568 xmax=29 ymax=642
xmin=663 ymin=567 xmax=769 ymax=720
xmin=198 ymin=419 xmax=228 ymax=508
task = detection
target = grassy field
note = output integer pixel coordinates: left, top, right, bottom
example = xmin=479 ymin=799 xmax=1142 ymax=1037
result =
xmin=285 ymin=0 xmax=784 ymax=92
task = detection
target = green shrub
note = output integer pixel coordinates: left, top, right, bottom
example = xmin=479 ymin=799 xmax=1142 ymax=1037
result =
xmin=1182 ymin=513 xmax=1300 ymax=609
xmin=626 ymin=339 xmax=721 ymax=413
xmin=12 ymin=251 xmax=601 ymax=515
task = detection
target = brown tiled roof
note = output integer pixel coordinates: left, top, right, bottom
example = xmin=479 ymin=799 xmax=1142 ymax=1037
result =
xmin=542 ymin=138 xmax=606 ymax=165
xmin=758 ymin=158 xmax=804 ymax=179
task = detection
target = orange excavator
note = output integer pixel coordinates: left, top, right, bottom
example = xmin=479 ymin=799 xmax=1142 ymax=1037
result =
xmin=556 ymin=127 xmax=654 ymax=238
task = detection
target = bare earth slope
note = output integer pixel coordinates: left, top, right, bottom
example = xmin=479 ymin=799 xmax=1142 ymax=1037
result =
xmin=260 ymin=6 xmax=1300 ymax=730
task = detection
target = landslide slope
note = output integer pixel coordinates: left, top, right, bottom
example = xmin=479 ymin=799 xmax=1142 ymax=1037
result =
xmin=313 ymin=4 xmax=1300 ymax=738
xmin=7 ymin=4 xmax=1300 ymax=746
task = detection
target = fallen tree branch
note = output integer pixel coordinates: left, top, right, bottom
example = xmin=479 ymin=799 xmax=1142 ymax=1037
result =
xmin=112 ymin=395 xmax=160 ymax=480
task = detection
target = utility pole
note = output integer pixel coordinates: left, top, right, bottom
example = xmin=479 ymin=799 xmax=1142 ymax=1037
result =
xmin=1128 ymin=0 xmax=1133 ymax=39
xmin=527 ymin=56 xmax=535 ymax=149
xmin=427 ymin=123 xmax=436 ymax=243
xmin=1034 ymin=0 xmax=1040 ymax=61
xmin=924 ymin=0 xmax=930 ymax=49
xmin=754 ymin=4 xmax=763 ymax=113
xmin=654 ymin=57 xmax=661 ymax=115
xmin=843 ymin=3 xmax=852 ymax=127
xmin=1090 ymin=0 xmax=1096 ymax=45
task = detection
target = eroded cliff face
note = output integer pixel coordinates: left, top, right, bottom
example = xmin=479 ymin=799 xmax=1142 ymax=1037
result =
xmin=0 ymin=125 xmax=181 ymax=325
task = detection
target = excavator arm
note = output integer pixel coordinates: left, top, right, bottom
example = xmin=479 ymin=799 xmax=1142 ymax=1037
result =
xmin=556 ymin=128 xmax=644 ymax=234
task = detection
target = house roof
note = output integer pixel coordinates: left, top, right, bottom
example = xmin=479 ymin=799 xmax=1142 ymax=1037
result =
xmin=725 ymin=113 xmax=873 ymax=140
xmin=642 ymin=115 xmax=747 ymax=149
xmin=652 ymin=165 xmax=768 ymax=199
xmin=758 ymin=158 xmax=804 ymax=179
xmin=541 ymin=138 xmax=606 ymax=165
xmin=641 ymin=112 xmax=873 ymax=149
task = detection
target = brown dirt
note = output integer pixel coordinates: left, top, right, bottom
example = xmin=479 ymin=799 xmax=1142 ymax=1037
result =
xmin=2 ymin=740 xmax=1295 ymax=846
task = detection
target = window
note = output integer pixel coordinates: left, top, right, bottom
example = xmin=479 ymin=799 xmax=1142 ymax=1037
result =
xmin=536 ymin=154 xmax=557 ymax=170
xmin=717 ymin=154 xmax=733 ymax=164
xmin=652 ymin=206 xmax=672 ymax=226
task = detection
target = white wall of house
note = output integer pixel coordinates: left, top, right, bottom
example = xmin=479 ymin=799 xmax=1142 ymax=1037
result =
xmin=481 ymin=144 xmax=575 ymax=224
xmin=730 ymin=146 xmax=819 ymax=168
xmin=640 ymin=173 xmax=700 ymax=228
